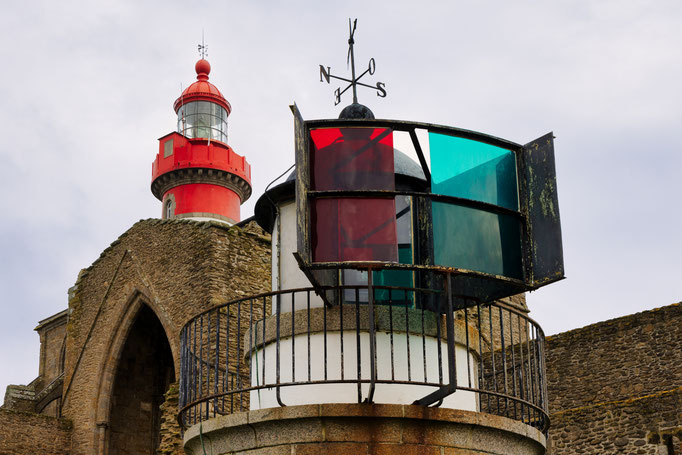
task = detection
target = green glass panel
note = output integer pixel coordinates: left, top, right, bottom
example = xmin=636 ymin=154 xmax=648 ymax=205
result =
xmin=432 ymin=202 xmax=523 ymax=279
xmin=373 ymin=245 xmax=414 ymax=306
xmin=429 ymin=133 xmax=518 ymax=210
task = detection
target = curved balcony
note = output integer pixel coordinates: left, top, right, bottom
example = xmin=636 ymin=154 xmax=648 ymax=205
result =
xmin=178 ymin=268 xmax=549 ymax=433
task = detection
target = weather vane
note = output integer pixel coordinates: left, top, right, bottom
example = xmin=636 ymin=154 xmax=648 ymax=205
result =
xmin=198 ymin=30 xmax=208 ymax=59
xmin=319 ymin=18 xmax=387 ymax=106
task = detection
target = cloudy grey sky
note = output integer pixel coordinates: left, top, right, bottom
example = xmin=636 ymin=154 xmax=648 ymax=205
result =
xmin=1 ymin=0 xmax=680 ymax=395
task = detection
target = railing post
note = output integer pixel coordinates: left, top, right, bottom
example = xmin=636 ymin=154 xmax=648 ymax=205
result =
xmin=366 ymin=267 xmax=377 ymax=403
xmin=275 ymin=294 xmax=286 ymax=406
xmin=444 ymin=272 xmax=457 ymax=392
xmin=413 ymin=272 xmax=457 ymax=406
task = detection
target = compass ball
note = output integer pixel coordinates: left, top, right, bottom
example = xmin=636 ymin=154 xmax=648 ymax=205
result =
xmin=195 ymin=59 xmax=211 ymax=77
xmin=338 ymin=103 xmax=375 ymax=120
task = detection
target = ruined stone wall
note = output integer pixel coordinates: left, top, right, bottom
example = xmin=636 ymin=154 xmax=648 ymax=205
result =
xmin=0 ymin=408 xmax=72 ymax=455
xmin=158 ymin=382 xmax=183 ymax=455
xmin=545 ymin=302 xmax=682 ymax=454
xmin=2 ymin=314 xmax=67 ymax=417
xmin=60 ymin=219 xmax=271 ymax=455
xmin=34 ymin=315 xmax=68 ymax=415
xmin=37 ymin=315 xmax=67 ymax=388
xmin=2 ymin=384 xmax=36 ymax=413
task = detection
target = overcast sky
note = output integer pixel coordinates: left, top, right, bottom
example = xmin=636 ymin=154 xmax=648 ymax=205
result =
xmin=1 ymin=0 xmax=680 ymax=396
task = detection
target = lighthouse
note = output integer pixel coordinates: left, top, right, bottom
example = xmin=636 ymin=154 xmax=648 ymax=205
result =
xmin=151 ymin=58 xmax=251 ymax=224
xmin=178 ymin=21 xmax=564 ymax=455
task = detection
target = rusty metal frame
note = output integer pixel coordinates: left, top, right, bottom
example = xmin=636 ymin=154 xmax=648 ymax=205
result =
xmin=521 ymin=133 xmax=564 ymax=287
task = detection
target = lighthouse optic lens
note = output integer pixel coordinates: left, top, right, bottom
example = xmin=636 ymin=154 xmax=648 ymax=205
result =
xmin=178 ymin=101 xmax=228 ymax=143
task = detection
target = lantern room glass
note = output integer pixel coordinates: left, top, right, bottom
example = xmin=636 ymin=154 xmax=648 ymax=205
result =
xmin=429 ymin=133 xmax=519 ymax=211
xmin=427 ymin=132 xmax=523 ymax=279
xmin=312 ymin=197 xmax=398 ymax=263
xmin=177 ymin=101 xmax=228 ymax=143
xmin=309 ymin=127 xmax=398 ymax=263
xmin=310 ymin=127 xmax=395 ymax=191
xmin=432 ymin=202 xmax=523 ymax=279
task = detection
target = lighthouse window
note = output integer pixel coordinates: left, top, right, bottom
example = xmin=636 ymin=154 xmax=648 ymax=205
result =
xmin=177 ymin=101 xmax=228 ymax=143
xmin=163 ymin=139 xmax=174 ymax=157
xmin=165 ymin=200 xmax=173 ymax=219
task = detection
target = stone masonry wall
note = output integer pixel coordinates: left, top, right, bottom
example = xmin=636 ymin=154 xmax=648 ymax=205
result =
xmin=546 ymin=303 xmax=681 ymax=414
xmin=37 ymin=317 xmax=67 ymax=389
xmin=158 ymin=382 xmax=183 ymax=455
xmin=60 ymin=219 xmax=271 ymax=455
xmin=2 ymin=385 xmax=35 ymax=413
xmin=549 ymin=388 xmax=681 ymax=454
xmin=545 ymin=302 xmax=682 ymax=454
xmin=0 ymin=408 xmax=72 ymax=455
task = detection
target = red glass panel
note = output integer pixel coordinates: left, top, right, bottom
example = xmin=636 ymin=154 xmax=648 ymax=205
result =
xmin=313 ymin=198 xmax=398 ymax=262
xmin=310 ymin=127 xmax=394 ymax=191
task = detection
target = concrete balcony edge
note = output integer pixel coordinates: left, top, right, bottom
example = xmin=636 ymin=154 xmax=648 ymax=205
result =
xmin=183 ymin=403 xmax=547 ymax=455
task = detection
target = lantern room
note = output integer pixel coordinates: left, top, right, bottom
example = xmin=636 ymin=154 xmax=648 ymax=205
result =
xmin=174 ymin=59 xmax=231 ymax=143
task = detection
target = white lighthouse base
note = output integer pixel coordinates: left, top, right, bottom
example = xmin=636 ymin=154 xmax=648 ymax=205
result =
xmin=248 ymin=328 xmax=479 ymax=411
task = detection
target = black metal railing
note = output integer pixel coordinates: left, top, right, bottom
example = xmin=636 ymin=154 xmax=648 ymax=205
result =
xmin=178 ymin=276 xmax=549 ymax=432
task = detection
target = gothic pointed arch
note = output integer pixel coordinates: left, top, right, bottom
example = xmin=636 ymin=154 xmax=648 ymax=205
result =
xmin=93 ymin=289 xmax=178 ymax=453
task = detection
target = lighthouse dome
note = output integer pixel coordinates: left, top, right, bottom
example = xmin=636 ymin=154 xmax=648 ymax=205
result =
xmin=173 ymin=59 xmax=231 ymax=113
xmin=174 ymin=59 xmax=231 ymax=143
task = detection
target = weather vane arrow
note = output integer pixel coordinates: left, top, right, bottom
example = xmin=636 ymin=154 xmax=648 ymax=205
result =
xmin=319 ymin=18 xmax=387 ymax=106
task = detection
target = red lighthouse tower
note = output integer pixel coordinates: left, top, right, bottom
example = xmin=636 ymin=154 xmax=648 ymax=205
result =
xmin=151 ymin=58 xmax=251 ymax=224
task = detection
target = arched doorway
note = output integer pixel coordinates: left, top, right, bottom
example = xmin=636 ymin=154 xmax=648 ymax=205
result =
xmin=107 ymin=304 xmax=175 ymax=454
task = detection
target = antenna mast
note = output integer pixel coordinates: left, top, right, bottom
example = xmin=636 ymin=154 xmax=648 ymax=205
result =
xmin=197 ymin=31 xmax=210 ymax=145
xmin=198 ymin=29 xmax=208 ymax=60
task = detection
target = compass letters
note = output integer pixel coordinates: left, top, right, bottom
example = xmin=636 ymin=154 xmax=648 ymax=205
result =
xmin=376 ymin=82 xmax=386 ymax=98
xmin=320 ymin=65 xmax=331 ymax=84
